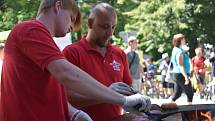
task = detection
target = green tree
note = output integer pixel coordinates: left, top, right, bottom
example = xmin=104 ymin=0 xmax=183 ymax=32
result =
xmin=0 ymin=0 xmax=40 ymax=31
xmin=1 ymin=0 xmax=214 ymax=58
xmin=118 ymin=0 xmax=188 ymax=59
xmin=183 ymin=0 xmax=215 ymax=54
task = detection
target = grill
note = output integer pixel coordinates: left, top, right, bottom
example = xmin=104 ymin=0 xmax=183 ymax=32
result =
xmin=112 ymin=104 xmax=215 ymax=121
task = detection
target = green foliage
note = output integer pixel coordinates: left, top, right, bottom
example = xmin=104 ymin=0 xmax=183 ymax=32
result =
xmin=0 ymin=0 xmax=40 ymax=31
xmin=183 ymin=0 xmax=215 ymax=55
xmin=121 ymin=0 xmax=188 ymax=59
xmin=0 ymin=0 xmax=214 ymax=59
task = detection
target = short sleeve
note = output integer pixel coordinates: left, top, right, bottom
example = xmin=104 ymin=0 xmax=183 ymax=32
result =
xmin=18 ymin=27 xmax=64 ymax=71
xmin=176 ymin=49 xmax=183 ymax=57
xmin=63 ymin=45 xmax=80 ymax=66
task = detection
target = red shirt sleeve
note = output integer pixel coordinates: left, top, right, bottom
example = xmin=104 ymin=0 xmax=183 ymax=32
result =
xmin=17 ymin=26 xmax=64 ymax=71
xmin=63 ymin=44 xmax=80 ymax=66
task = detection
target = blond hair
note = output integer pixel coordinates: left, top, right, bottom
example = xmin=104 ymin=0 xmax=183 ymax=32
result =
xmin=37 ymin=0 xmax=82 ymax=31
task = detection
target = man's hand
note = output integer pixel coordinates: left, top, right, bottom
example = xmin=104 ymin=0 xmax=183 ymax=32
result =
xmin=123 ymin=93 xmax=151 ymax=112
xmin=109 ymin=82 xmax=133 ymax=96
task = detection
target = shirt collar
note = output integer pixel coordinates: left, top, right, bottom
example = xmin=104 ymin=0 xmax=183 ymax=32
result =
xmin=80 ymin=35 xmax=113 ymax=54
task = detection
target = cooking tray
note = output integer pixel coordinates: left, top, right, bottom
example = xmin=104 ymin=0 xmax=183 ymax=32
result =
xmin=112 ymin=104 xmax=215 ymax=121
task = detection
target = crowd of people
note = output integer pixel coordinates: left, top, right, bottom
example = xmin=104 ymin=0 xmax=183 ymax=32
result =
xmin=130 ymin=33 xmax=215 ymax=103
xmin=0 ymin=0 xmax=215 ymax=121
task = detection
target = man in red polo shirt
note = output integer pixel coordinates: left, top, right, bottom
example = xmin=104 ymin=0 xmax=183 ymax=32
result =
xmin=0 ymin=0 xmax=151 ymax=121
xmin=63 ymin=3 xmax=151 ymax=121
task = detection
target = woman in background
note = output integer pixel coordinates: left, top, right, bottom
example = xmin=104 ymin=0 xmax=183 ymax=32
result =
xmin=170 ymin=33 xmax=194 ymax=104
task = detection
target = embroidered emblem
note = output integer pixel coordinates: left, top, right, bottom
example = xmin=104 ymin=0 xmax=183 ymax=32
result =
xmin=109 ymin=60 xmax=121 ymax=71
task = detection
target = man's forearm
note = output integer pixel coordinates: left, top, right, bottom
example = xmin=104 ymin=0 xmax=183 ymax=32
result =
xmin=47 ymin=59 xmax=125 ymax=106
xmin=53 ymin=60 xmax=152 ymax=113
xmin=68 ymin=91 xmax=102 ymax=108
xmin=64 ymin=64 xmax=125 ymax=105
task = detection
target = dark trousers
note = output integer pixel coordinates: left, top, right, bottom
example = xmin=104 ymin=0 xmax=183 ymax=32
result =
xmin=172 ymin=73 xmax=194 ymax=102
xmin=195 ymin=72 xmax=205 ymax=84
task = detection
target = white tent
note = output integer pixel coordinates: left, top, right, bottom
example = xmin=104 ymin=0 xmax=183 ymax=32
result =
xmin=0 ymin=30 xmax=11 ymax=42
xmin=0 ymin=30 xmax=72 ymax=50
xmin=53 ymin=33 xmax=72 ymax=51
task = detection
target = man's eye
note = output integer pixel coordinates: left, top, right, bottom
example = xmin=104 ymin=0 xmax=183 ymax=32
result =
xmin=105 ymin=25 xmax=109 ymax=28
xmin=112 ymin=25 xmax=116 ymax=29
xmin=100 ymin=25 xmax=109 ymax=29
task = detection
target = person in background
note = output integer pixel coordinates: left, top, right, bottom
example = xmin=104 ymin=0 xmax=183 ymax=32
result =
xmin=191 ymin=47 xmax=206 ymax=97
xmin=159 ymin=53 xmax=169 ymax=98
xmin=124 ymin=35 xmax=143 ymax=93
xmin=145 ymin=58 xmax=158 ymax=97
xmin=141 ymin=60 xmax=148 ymax=94
xmin=62 ymin=3 xmax=151 ymax=121
xmin=170 ymin=33 xmax=194 ymax=104
xmin=159 ymin=53 xmax=174 ymax=98
xmin=146 ymin=58 xmax=155 ymax=81
xmin=209 ymin=56 xmax=215 ymax=80
xmin=142 ymin=60 xmax=148 ymax=74
xmin=0 ymin=0 xmax=151 ymax=121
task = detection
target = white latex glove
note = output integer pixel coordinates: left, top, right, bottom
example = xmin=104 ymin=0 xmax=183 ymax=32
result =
xmin=68 ymin=102 xmax=92 ymax=121
xmin=109 ymin=82 xmax=134 ymax=96
xmin=123 ymin=93 xmax=151 ymax=112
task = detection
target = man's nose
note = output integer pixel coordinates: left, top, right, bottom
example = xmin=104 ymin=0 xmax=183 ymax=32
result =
xmin=106 ymin=28 xmax=114 ymax=36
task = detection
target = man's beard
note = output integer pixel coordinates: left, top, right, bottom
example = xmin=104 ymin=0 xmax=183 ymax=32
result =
xmin=96 ymin=38 xmax=109 ymax=47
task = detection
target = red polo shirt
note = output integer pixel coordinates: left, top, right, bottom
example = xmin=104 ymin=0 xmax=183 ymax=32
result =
xmin=0 ymin=19 xmax=69 ymax=121
xmin=63 ymin=36 xmax=132 ymax=121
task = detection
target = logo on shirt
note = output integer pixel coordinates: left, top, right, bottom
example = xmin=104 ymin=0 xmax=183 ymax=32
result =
xmin=109 ymin=60 xmax=121 ymax=71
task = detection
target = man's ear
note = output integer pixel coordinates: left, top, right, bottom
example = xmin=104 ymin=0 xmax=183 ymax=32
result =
xmin=54 ymin=0 xmax=62 ymax=14
xmin=88 ymin=18 xmax=94 ymax=29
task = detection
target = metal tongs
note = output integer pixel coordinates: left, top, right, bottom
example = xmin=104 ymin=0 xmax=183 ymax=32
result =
xmin=129 ymin=87 xmax=139 ymax=94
